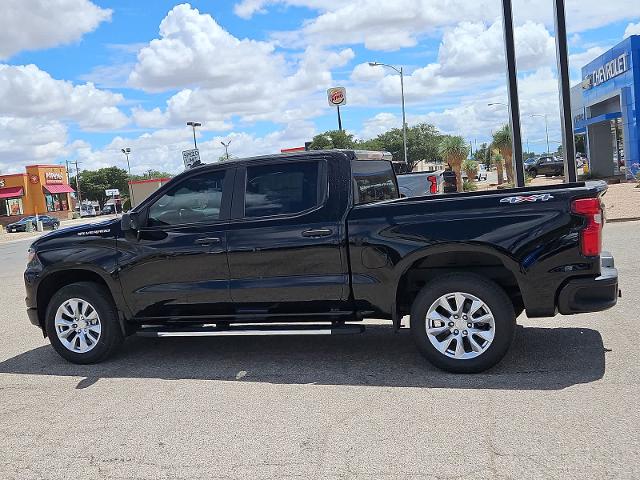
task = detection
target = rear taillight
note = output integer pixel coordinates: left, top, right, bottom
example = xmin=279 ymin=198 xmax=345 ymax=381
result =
xmin=427 ymin=175 xmax=438 ymax=194
xmin=571 ymin=198 xmax=603 ymax=257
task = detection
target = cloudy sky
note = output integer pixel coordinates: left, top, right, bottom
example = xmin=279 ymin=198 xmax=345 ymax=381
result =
xmin=1 ymin=0 xmax=639 ymax=174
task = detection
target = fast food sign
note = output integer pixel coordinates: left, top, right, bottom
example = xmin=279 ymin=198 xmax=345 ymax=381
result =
xmin=327 ymin=87 xmax=346 ymax=107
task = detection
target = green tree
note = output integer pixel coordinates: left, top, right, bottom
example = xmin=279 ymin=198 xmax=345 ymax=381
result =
xmin=70 ymin=167 xmax=130 ymax=208
xmin=130 ymin=169 xmax=174 ymax=180
xmin=462 ymin=159 xmax=479 ymax=182
xmin=439 ymin=135 xmax=469 ymax=193
xmin=308 ymin=130 xmax=355 ymax=150
xmin=358 ymin=123 xmax=443 ymax=171
xmin=492 ymin=125 xmax=513 ymax=184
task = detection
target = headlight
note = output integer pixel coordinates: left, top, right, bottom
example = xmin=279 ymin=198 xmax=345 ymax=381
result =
xmin=27 ymin=247 xmax=36 ymax=264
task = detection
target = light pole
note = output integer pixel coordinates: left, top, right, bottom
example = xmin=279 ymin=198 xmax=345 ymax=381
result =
xmin=121 ymin=147 xmax=135 ymax=208
xmin=186 ymin=121 xmax=201 ymax=149
xmin=530 ymin=114 xmax=550 ymax=154
xmin=221 ymin=140 xmax=231 ymax=161
xmin=369 ymin=62 xmax=408 ymax=165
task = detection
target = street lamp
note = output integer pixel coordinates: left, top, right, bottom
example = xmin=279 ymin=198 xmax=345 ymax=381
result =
xmin=487 ymin=102 xmax=509 ymax=108
xmin=121 ymin=147 xmax=135 ymax=208
xmin=529 ymin=114 xmax=550 ymax=155
xmin=369 ymin=62 xmax=408 ymax=165
xmin=220 ymin=140 xmax=231 ymax=161
xmin=186 ymin=121 xmax=202 ymax=149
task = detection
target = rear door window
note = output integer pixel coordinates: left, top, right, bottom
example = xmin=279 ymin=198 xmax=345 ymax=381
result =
xmin=244 ymin=161 xmax=321 ymax=218
xmin=352 ymin=160 xmax=399 ymax=204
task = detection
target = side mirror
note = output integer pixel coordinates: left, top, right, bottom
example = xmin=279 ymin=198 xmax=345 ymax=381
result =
xmin=121 ymin=211 xmax=142 ymax=231
xmin=121 ymin=213 xmax=132 ymax=231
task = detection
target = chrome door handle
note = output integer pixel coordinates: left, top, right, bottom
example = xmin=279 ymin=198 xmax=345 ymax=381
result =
xmin=195 ymin=237 xmax=221 ymax=245
xmin=301 ymin=228 xmax=333 ymax=238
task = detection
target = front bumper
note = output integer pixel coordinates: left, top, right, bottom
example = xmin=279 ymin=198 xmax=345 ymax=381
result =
xmin=557 ymin=252 xmax=620 ymax=315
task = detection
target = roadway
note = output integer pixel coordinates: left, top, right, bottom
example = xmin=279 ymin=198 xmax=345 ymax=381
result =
xmin=0 ymin=222 xmax=638 ymax=479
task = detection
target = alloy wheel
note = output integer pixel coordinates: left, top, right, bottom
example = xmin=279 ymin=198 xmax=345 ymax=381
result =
xmin=425 ymin=292 xmax=496 ymax=360
xmin=54 ymin=298 xmax=102 ymax=354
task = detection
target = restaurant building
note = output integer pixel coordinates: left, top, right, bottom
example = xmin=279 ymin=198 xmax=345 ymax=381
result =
xmin=0 ymin=164 xmax=75 ymax=226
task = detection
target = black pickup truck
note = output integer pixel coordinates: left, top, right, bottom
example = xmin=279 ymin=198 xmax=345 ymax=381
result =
xmin=24 ymin=150 xmax=619 ymax=373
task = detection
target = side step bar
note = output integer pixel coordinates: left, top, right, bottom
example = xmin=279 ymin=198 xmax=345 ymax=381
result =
xmin=136 ymin=324 xmax=365 ymax=338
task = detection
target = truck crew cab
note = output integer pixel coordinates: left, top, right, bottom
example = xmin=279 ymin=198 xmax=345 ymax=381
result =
xmin=25 ymin=150 xmax=619 ymax=373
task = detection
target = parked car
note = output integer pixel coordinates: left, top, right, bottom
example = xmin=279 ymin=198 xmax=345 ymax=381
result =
xmin=476 ymin=164 xmax=488 ymax=181
xmin=6 ymin=215 xmax=60 ymax=233
xmin=525 ymin=155 xmax=565 ymax=177
xmin=75 ymin=204 xmax=97 ymax=217
xmin=101 ymin=204 xmax=115 ymax=215
xmin=25 ymin=150 xmax=619 ymax=373
xmin=397 ymin=171 xmax=443 ymax=197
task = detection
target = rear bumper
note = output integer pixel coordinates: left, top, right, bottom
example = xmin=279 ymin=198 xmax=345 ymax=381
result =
xmin=557 ymin=253 xmax=620 ymax=315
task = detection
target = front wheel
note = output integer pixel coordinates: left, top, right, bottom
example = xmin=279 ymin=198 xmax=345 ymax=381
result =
xmin=528 ymin=168 xmax=537 ymax=177
xmin=410 ymin=273 xmax=516 ymax=373
xmin=45 ymin=282 xmax=124 ymax=364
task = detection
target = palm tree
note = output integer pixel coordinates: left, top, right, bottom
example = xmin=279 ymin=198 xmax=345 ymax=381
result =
xmin=493 ymin=151 xmax=505 ymax=185
xmin=492 ymin=125 xmax=513 ymax=184
xmin=439 ymin=135 xmax=469 ymax=193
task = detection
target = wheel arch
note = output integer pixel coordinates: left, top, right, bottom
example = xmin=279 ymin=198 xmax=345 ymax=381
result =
xmin=392 ymin=244 xmax=523 ymax=328
xmin=36 ymin=268 xmax=127 ymax=335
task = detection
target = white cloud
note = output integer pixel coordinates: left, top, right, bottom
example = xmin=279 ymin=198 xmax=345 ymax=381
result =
xmin=0 ymin=64 xmax=129 ymax=131
xmin=0 ymin=117 xmax=69 ymax=167
xmin=234 ymin=0 xmax=338 ymax=19
xmin=0 ymin=0 xmax=111 ymax=60
xmin=129 ymin=3 xmax=285 ymax=93
xmin=129 ymin=4 xmax=354 ymax=127
xmin=76 ymin=122 xmax=317 ymax=174
xmin=261 ymin=0 xmax=640 ymax=51
xmin=351 ymin=62 xmax=385 ymax=82
xmin=354 ymin=19 xmax=556 ymax=106
xmin=624 ymin=22 xmax=640 ymax=38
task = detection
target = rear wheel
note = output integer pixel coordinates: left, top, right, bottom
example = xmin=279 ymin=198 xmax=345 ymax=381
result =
xmin=410 ymin=273 xmax=516 ymax=373
xmin=45 ymin=282 xmax=124 ymax=364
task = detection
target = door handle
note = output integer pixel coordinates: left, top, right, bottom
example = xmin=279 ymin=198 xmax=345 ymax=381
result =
xmin=301 ymin=228 xmax=333 ymax=238
xmin=195 ymin=237 xmax=221 ymax=245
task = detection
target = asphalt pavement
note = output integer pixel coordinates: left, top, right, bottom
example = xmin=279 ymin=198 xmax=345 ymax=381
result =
xmin=0 ymin=222 xmax=638 ymax=479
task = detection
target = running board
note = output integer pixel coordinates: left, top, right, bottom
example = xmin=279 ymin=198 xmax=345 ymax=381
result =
xmin=136 ymin=324 xmax=365 ymax=338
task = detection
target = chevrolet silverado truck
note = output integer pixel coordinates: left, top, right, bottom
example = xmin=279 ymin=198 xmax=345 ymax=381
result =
xmin=24 ymin=150 xmax=619 ymax=373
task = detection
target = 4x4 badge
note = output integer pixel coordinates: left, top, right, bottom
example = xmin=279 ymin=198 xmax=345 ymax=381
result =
xmin=500 ymin=194 xmax=554 ymax=204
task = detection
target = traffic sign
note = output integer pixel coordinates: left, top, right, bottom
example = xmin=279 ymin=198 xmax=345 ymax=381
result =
xmin=105 ymin=188 xmax=120 ymax=196
xmin=182 ymin=148 xmax=201 ymax=169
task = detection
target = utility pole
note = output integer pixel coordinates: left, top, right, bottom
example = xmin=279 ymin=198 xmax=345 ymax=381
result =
xmin=369 ymin=62 xmax=408 ymax=165
xmin=121 ymin=148 xmax=135 ymax=208
xmin=500 ymin=0 xmax=525 ymax=187
xmin=187 ymin=121 xmax=201 ymax=149
xmin=74 ymin=159 xmax=83 ymax=212
xmin=221 ymin=140 xmax=231 ymax=161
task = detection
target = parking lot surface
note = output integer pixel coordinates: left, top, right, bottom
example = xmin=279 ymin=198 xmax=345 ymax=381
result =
xmin=0 ymin=222 xmax=638 ymax=479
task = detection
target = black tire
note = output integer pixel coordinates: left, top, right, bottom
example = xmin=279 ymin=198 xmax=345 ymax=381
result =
xmin=528 ymin=168 xmax=537 ymax=177
xmin=410 ymin=273 xmax=516 ymax=373
xmin=45 ymin=282 xmax=124 ymax=364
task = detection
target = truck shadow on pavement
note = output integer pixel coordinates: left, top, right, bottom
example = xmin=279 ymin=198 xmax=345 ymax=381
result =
xmin=0 ymin=325 xmax=606 ymax=390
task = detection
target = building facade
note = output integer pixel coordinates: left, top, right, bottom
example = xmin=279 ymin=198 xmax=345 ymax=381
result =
xmin=128 ymin=177 xmax=172 ymax=208
xmin=0 ymin=165 xmax=75 ymax=226
xmin=573 ymin=35 xmax=640 ymax=179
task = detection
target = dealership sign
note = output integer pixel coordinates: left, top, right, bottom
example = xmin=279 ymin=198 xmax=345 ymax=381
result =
xmin=45 ymin=172 xmax=64 ymax=184
xmin=582 ymin=53 xmax=629 ymax=90
xmin=327 ymin=87 xmax=347 ymax=107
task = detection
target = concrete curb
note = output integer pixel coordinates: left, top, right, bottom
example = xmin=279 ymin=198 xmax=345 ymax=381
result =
xmin=608 ymin=217 xmax=640 ymax=223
